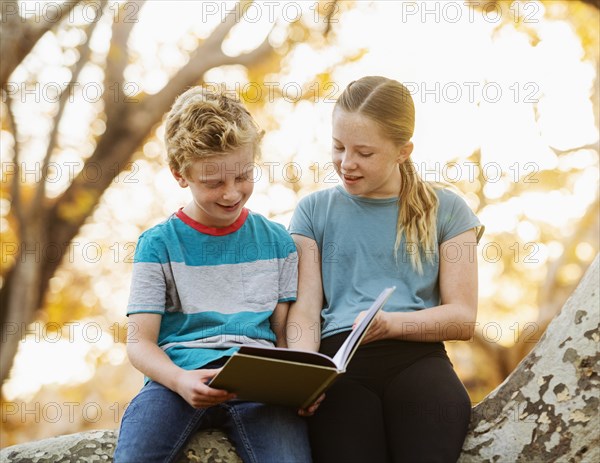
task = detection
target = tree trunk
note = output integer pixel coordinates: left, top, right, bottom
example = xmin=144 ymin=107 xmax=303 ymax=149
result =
xmin=2 ymin=255 xmax=598 ymax=462
xmin=459 ymin=254 xmax=599 ymax=462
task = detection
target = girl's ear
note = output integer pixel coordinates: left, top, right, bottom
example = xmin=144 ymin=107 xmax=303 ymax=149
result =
xmin=171 ymin=168 xmax=189 ymax=188
xmin=397 ymin=141 xmax=414 ymax=164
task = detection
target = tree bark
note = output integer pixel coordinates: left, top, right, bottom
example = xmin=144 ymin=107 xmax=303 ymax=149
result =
xmin=459 ymin=254 xmax=599 ymax=462
xmin=0 ymin=429 xmax=242 ymax=463
xmin=1 ymin=256 xmax=598 ymax=462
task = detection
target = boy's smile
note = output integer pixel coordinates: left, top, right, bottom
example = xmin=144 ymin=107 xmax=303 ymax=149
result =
xmin=172 ymin=145 xmax=255 ymax=228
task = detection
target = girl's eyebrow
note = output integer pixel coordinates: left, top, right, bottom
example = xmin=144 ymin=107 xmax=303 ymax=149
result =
xmin=332 ymin=137 xmax=376 ymax=150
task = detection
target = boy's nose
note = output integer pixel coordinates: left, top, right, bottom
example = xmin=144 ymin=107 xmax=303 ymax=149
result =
xmin=222 ymin=184 xmax=240 ymax=201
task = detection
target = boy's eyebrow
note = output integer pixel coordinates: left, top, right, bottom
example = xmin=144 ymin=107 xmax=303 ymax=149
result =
xmin=197 ymin=165 xmax=255 ymax=181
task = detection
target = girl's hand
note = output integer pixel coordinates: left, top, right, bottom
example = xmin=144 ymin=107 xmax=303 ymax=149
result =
xmin=353 ymin=311 xmax=390 ymax=344
xmin=298 ymin=393 xmax=325 ymax=417
xmin=174 ymin=368 xmax=236 ymax=408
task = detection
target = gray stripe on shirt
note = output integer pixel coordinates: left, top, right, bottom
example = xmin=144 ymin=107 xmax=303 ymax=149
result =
xmin=129 ymin=257 xmax=296 ymax=315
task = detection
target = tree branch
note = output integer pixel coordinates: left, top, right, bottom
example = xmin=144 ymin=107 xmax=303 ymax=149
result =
xmin=460 ymin=255 xmax=600 ymax=461
xmin=323 ymin=0 xmax=339 ymax=37
xmin=0 ymin=0 xmax=85 ymax=88
xmin=104 ymin=0 xmax=145 ymax=123
xmin=32 ymin=1 xmax=107 ymax=217
xmin=579 ymin=0 xmax=600 ymax=10
xmin=4 ymin=95 xmax=24 ymax=237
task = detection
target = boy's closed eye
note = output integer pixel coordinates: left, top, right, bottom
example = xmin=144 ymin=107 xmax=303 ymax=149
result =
xmin=236 ymin=172 xmax=252 ymax=182
xmin=203 ymin=181 xmax=223 ymax=188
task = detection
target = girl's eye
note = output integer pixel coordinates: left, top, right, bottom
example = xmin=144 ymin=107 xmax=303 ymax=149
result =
xmin=333 ymin=145 xmax=344 ymax=151
xmin=204 ymin=182 xmax=222 ymax=188
xmin=359 ymin=152 xmax=373 ymax=157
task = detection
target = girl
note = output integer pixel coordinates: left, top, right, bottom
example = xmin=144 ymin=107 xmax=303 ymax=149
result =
xmin=288 ymin=76 xmax=483 ymax=463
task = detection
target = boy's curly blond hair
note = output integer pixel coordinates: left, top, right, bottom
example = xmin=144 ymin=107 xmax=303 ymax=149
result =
xmin=165 ymin=87 xmax=264 ymax=178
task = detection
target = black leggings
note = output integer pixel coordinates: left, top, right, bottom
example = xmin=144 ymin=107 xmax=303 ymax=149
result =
xmin=308 ymin=333 xmax=471 ymax=463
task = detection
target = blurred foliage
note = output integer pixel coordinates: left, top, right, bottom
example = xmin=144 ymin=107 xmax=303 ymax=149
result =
xmin=1 ymin=0 xmax=599 ymax=447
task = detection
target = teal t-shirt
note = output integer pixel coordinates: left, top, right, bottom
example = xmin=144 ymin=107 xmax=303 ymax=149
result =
xmin=288 ymin=185 xmax=483 ymax=338
xmin=128 ymin=208 xmax=298 ymax=371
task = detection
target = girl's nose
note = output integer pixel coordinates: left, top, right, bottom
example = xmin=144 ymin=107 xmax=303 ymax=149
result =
xmin=340 ymin=152 xmax=357 ymax=171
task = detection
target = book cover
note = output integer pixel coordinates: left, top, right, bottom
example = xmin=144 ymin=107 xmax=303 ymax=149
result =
xmin=209 ymin=287 xmax=396 ymax=408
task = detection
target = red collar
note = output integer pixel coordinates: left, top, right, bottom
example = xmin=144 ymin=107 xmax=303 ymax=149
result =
xmin=175 ymin=208 xmax=249 ymax=236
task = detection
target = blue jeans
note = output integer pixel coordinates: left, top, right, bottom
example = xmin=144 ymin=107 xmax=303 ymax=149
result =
xmin=114 ymin=380 xmax=311 ymax=463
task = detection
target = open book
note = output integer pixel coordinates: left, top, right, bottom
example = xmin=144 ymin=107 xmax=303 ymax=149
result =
xmin=209 ymin=287 xmax=396 ymax=409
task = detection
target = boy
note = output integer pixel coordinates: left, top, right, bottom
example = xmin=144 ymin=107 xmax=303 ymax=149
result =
xmin=114 ymin=88 xmax=312 ymax=463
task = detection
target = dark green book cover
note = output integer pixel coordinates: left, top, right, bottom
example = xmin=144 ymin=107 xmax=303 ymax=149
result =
xmin=209 ymin=287 xmax=396 ymax=408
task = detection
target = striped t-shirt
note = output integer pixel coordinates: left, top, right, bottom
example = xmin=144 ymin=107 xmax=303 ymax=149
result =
xmin=127 ymin=208 xmax=298 ymax=370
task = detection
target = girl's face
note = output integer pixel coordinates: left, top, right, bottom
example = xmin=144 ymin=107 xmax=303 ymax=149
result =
xmin=332 ymin=109 xmax=412 ymax=198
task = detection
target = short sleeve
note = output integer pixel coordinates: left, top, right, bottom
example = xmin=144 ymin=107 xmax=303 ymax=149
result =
xmin=438 ymin=190 xmax=484 ymax=244
xmin=126 ymin=233 xmax=167 ymax=315
xmin=288 ymin=195 xmax=316 ymax=241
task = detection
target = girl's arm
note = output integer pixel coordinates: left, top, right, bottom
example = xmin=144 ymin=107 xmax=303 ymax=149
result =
xmin=286 ymin=234 xmax=324 ymax=352
xmin=359 ymin=228 xmax=479 ymax=343
xmin=270 ymin=302 xmax=290 ymax=347
xmin=127 ymin=313 xmax=236 ymax=407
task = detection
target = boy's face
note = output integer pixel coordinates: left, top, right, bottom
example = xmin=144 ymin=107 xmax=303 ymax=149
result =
xmin=172 ymin=145 xmax=255 ymax=228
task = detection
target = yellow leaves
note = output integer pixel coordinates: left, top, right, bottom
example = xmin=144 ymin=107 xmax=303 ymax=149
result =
xmin=106 ymin=43 xmax=126 ymax=64
xmin=558 ymin=263 xmax=584 ymax=285
xmin=344 ymin=48 xmax=368 ymax=63
xmin=56 ymin=188 xmax=99 ymax=224
xmin=45 ymin=289 xmax=91 ymax=326
xmin=547 ymin=0 xmax=599 ymax=63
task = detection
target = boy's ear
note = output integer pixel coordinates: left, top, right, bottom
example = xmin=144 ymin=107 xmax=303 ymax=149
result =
xmin=397 ymin=141 xmax=414 ymax=164
xmin=171 ymin=168 xmax=189 ymax=188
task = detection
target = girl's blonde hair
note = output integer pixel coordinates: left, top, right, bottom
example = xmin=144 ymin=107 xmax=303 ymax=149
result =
xmin=336 ymin=76 xmax=439 ymax=274
xmin=165 ymin=87 xmax=264 ymax=178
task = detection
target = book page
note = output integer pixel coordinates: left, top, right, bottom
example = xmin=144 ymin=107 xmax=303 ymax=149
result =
xmin=235 ymin=345 xmax=337 ymax=368
xmin=331 ymin=286 xmax=396 ymax=370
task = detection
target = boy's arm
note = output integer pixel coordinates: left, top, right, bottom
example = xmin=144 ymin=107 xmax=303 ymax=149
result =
xmin=270 ymin=302 xmax=289 ymax=348
xmin=286 ymin=234 xmax=323 ymax=352
xmin=127 ymin=313 xmax=236 ymax=408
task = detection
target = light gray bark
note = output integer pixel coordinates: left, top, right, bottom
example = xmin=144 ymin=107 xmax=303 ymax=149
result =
xmin=0 ymin=429 xmax=241 ymax=463
xmin=1 ymin=256 xmax=598 ymax=462
xmin=459 ymin=254 xmax=599 ymax=462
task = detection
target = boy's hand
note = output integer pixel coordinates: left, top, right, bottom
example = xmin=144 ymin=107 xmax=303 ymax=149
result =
xmin=353 ymin=311 xmax=390 ymax=344
xmin=298 ymin=393 xmax=325 ymax=417
xmin=175 ymin=369 xmax=236 ymax=409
